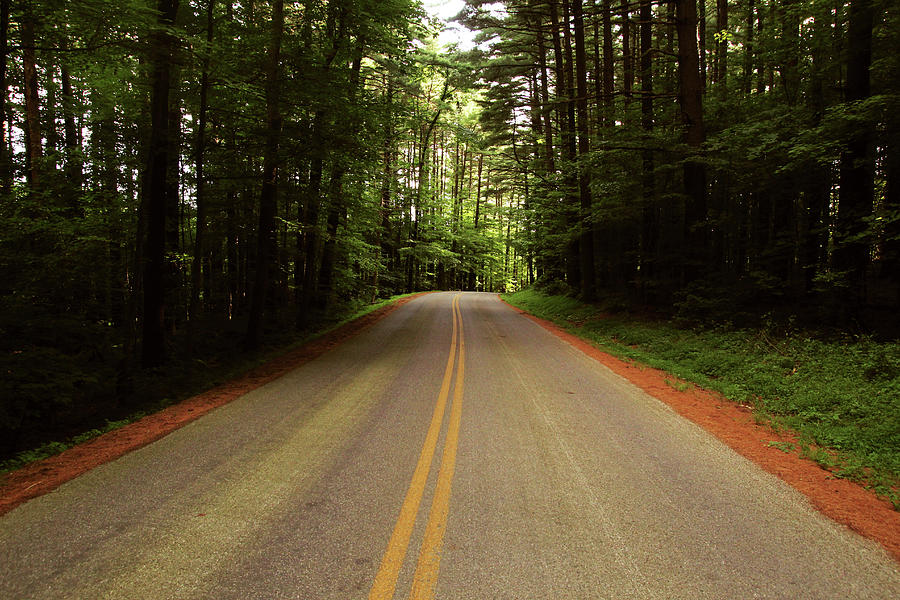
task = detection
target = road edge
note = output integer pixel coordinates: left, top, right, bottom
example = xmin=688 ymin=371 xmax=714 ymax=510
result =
xmin=0 ymin=292 xmax=431 ymax=517
xmin=500 ymin=295 xmax=900 ymax=564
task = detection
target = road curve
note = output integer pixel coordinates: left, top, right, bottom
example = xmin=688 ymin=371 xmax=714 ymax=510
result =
xmin=1 ymin=292 xmax=897 ymax=599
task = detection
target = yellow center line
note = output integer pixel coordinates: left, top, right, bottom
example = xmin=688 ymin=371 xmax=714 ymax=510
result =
xmin=368 ymin=293 xmax=463 ymax=600
xmin=409 ymin=294 xmax=465 ymax=599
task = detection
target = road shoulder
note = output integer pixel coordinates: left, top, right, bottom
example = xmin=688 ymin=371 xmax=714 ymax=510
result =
xmin=0 ymin=293 xmax=430 ymax=517
xmin=500 ymin=295 xmax=900 ymax=563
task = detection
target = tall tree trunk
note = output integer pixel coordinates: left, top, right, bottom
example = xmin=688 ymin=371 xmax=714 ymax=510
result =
xmin=527 ymin=70 xmax=546 ymax=281
xmin=881 ymin=121 xmax=900 ymax=309
xmin=780 ymin=0 xmax=800 ymax=106
xmin=317 ymin=166 xmax=345 ymax=304
xmin=591 ymin=2 xmax=602 ymax=126
xmin=547 ymin=1 xmax=576 ymax=285
xmin=471 ymin=153 xmax=483 ymax=288
xmin=226 ymin=189 xmax=239 ymax=318
xmin=374 ymin=79 xmax=395 ymax=300
xmin=22 ymin=11 xmax=42 ymax=192
xmin=189 ymin=0 xmax=215 ymax=330
xmin=639 ymin=0 xmax=656 ymax=298
xmin=743 ymin=0 xmax=754 ymax=95
xmin=245 ymin=0 xmax=283 ymax=350
xmin=165 ymin=80 xmax=182 ymax=330
xmin=533 ymin=5 xmax=555 ymax=175
xmin=44 ymin=64 xmax=58 ymax=172
xmin=620 ymin=0 xmax=633 ymax=112
xmin=0 ymin=0 xmax=10 ymax=194
xmin=298 ymin=6 xmax=345 ymax=325
xmin=601 ymin=0 xmax=614 ymax=126
xmin=716 ymin=0 xmax=728 ymax=93
xmin=141 ymin=0 xmax=180 ymax=367
xmin=318 ymin=39 xmax=364 ymax=309
xmin=757 ymin=1 xmax=769 ymax=94
xmin=698 ymin=0 xmax=707 ymax=88
xmin=299 ymin=114 xmax=326 ymax=325
xmin=798 ymin=10 xmax=831 ymax=301
xmin=592 ymin=0 xmax=615 ymax=284
xmin=572 ymin=0 xmax=595 ymax=299
xmin=556 ymin=0 xmax=580 ymax=288
xmin=60 ymin=57 xmax=82 ymax=196
xmin=834 ymin=0 xmax=874 ymax=315
xmin=676 ymin=0 xmax=707 ymax=283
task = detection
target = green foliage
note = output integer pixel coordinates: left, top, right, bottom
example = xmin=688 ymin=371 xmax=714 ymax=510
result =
xmin=2 ymin=0 xmax=517 ymax=460
xmin=461 ymin=0 xmax=900 ymax=333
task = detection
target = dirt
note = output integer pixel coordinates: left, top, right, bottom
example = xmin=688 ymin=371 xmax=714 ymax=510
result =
xmin=2 ymin=292 xmax=898 ymax=564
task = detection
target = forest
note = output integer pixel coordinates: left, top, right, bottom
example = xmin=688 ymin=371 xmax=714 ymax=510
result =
xmin=1 ymin=0 xmax=898 ymax=458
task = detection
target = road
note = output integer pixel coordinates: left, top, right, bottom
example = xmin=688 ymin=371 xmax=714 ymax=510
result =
xmin=1 ymin=292 xmax=898 ymax=599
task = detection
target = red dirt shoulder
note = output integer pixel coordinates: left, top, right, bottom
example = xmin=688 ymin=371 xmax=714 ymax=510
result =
xmin=0 ymin=293 xmax=428 ymax=516
xmin=506 ymin=302 xmax=900 ymax=563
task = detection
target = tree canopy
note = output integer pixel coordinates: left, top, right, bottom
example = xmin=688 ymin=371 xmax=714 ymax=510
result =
xmin=460 ymin=0 xmax=899 ymax=328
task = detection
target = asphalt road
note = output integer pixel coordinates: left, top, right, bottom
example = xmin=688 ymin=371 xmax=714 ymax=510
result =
xmin=1 ymin=292 xmax=898 ymax=599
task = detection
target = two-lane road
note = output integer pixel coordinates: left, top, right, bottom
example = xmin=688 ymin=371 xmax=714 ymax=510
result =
xmin=1 ymin=292 xmax=898 ymax=598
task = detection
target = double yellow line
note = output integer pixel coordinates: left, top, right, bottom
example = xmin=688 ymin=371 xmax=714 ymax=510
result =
xmin=369 ymin=293 xmax=466 ymax=600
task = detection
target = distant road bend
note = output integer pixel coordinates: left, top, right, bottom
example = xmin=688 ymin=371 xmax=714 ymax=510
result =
xmin=1 ymin=292 xmax=898 ymax=599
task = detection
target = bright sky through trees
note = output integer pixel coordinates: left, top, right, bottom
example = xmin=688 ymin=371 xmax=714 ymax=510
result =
xmin=422 ymin=0 xmax=475 ymax=50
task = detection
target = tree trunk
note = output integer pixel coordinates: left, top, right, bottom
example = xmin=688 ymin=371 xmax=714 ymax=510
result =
xmin=676 ymin=0 xmax=707 ymax=283
xmin=698 ymin=0 xmax=707 ymax=88
xmin=373 ymin=75 xmax=395 ymax=300
xmin=780 ymin=0 xmax=800 ymax=105
xmin=834 ymin=0 xmax=874 ymax=315
xmin=141 ymin=0 xmax=180 ymax=367
xmin=798 ymin=11 xmax=831 ymax=302
xmin=317 ymin=167 xmax=344 ymax=305
xmin=298 ymin=6 xmax=345 ymax=325
xmin=591 ymin=2 xmax=602 ymax=126
xmin=555 ymin=0 xmax=580 ymax=289
xmin=299 ymin=114 xmax=326 ymax=326
xmin=164 ymin=78 xmax=182 ymax=331
xmin=547 ymin=0 xmax=575 ymax=284
xmin=881 ymin=121 xmax=900 ymax=309
xmin=0 ymin=0 xmax=10 ymax=194
xmin=601 ymin=0 xmax=614 ymax=126
xmin=318 ymin=39 xmax=364 ymax=309
xmin=245 ymin=0 xmax=283 ymax=350
xmin=639 ymin=0 xmax=656 ymax=298
xmin=534 ymin=7 xmax=555 ymax=174
xmin=756 ymin=1 xmax=768 ymax=94
xmin=60 ymin=57 xmax=82 ymax=195
xmin=44 ymin=64 xmax=58 ymax=172
xmin=716 ymin=0 xmax=728 ymax=93
xmin=22 ymin=12 xmax=42 ymax=192
xmin=620 ymin=0 xmax=633 ymax=112
xmin=572 ymin=0 xmax=595 ymax=300
xmin=189 ymin=0 xmax=215 ymax=331
xmin=743 ymin=0 xmax=754 ymax=95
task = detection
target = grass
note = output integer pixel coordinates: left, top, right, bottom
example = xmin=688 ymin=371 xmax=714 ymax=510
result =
xmin=0 ymin=292 xmax=423 ymax=476
xmin=503 ymin=288 xmax=900 ymax=509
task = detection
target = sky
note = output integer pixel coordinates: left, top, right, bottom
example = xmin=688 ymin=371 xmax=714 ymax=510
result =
xmin=421 ymin=0 xmax=477 ymax=50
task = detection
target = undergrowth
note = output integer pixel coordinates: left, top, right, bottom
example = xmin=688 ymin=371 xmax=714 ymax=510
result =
xmin=503 ymin=288 xmax=900 ymax=509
